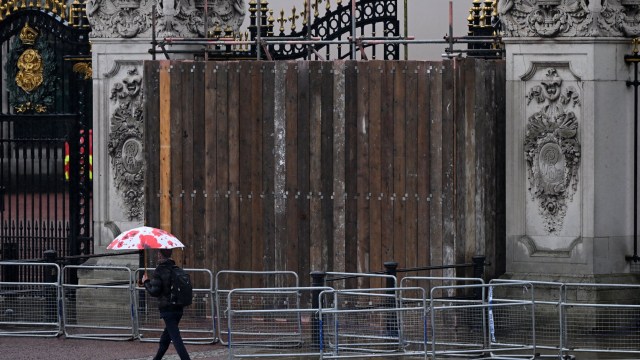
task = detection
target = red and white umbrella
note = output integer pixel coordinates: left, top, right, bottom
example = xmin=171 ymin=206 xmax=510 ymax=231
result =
xmin=107 ymin=226 xmax=185 ymax=250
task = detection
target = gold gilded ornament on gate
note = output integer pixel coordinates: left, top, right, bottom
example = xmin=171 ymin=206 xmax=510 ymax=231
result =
xmin=15 ymin=49 xmax=43 ymax=93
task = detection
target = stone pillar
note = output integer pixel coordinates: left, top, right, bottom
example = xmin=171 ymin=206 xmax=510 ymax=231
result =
xmin=92 ymin=39 xmax=151 ymax=254
xmin=501 ymin=0 xmax=640 ymax=283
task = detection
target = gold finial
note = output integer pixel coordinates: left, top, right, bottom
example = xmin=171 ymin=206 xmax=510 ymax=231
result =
xmin=19 ymin=23 xmax=38 ymax=45
xmin=633 ymin=38 xmax=640 ymax=54
xmin=326 ymin=0 xmax=331 ymax=11
xmin=312 ymin=0 xmax=319 ymax=17
xmin=301 ymin=0 xmax=307 ymax=25
xmin=277 ymin=9 xmax=287 ymax=33
xmin=289 ymin=6 xmax=299 ymax=31
xmin=492 ymin=0 xmax=498 ymax=17
xmin=268 ymin=9 xmax=275 ymax=35
xmin=337 ymin=0 xmax=341 ymax=5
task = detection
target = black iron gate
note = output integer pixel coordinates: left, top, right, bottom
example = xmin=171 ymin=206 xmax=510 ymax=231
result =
xmin=0 ymin=9 xmax=92 ymax=274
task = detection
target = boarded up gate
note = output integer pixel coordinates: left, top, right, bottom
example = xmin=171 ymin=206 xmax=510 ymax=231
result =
xmin=143 ymin=59 xmax=505 ymax=287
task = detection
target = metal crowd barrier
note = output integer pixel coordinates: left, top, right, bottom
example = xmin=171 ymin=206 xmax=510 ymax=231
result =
xmin=0 ymin=262 xmax=62 ymax=337
xmin=226 ymin=286 xmax=332 ymax=359
xmin=561 ymin=283 xmax=640 ymax=357
xmin=215 ymin=270 xmax=299 ymax=345
xmin=319 ymin=287 xmax=428 ymax=359
xmin=429 ymin=282 xmax=537 ymax=359
xmin=135 ymin=268 xmax=216 ymax=344
xmin=490 ymin=279 xmax=564 ymax=358
xmin=61 ymin=265 xmax=135 ymax=341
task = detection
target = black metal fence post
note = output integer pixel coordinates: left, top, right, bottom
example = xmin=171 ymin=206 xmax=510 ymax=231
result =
xmin=2 ymin=242 xmax=18 ymax=282
xmin=43 ymin=250 xmax=58 ymax=322
xmin=311 ymin=271 xmax=326 ymax=351
xmin=384 ymin=261 xmax=399 ymax=337
xmin=472 ymin=255 xmax=486 ymax=299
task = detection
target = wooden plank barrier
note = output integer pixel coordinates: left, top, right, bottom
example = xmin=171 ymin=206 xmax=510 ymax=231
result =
xmin=143 ymin=59 xmax=506 ymax=287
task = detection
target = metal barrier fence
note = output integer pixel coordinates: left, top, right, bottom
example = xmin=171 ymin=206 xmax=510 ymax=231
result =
xmin=226 ymin=286 xmax=332 ymax=359
xmin=0 ymin=262 xmax=61 ymax=337
xmin=135 ymin=268 xmax=216 ymax=344
xmin=319 ymin=287 xmax=428 ymax=359
xmin=3 ymin=262 xmax=640 ymax=360
xmin=490 ymin=279 xmax=564 ymax=358
xmin=61 ymin=265 xmax=136 ymax=340
xmin=429 ymin=282 xmax=537 ymax=359
xmin=215 ymin=270 xmax=299 ymax=345
xmin=561 ymin=283 xmax=640 ymax=357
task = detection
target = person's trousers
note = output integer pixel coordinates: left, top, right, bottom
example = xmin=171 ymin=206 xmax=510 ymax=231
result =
xmin=153 ymin=308 xmax=191 ymax=360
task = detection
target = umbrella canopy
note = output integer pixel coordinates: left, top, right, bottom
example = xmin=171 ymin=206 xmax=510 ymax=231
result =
xmin=107 ymin=226 xmax=185 ymax=250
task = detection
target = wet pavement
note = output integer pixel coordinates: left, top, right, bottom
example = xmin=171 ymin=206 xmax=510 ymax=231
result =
xmin=0 ymin=336 xmax=229 ymax=360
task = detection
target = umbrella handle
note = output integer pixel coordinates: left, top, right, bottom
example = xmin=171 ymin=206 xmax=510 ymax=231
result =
xmin=144 ymin=248 xmax=148 ymax=277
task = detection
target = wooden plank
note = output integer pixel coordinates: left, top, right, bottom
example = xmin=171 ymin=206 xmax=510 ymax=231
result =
xmin=404 ymin=61 xmax=419 ymax=272
xmin=332 ymin=60 xmax=346 ymax=274
xmin=297 ymin=61 xmax=310 ymax=286
xmin=309 ymin=61 xmax=323 ymax=272
xmin=159 ymin=61 xmax=172 ymax=233
xmin=273 ymin=61 xmax=288 ymax=275
xmin=416 ymin=62 xmax=431 ymax=270
xmin=344 ymin=60 xmax=359 ymax=285
xmin=170 ymin=61 xmax=184 ymax=264
xmin=181 ymin=61 xmax=195 ymax=269
xmin=285 ymin=62 xmax=299 ymax=275
xmin=392 ymin=61 xmax=406 ymax=270
xmin=356 ymin=61 xmax=371 ymax=289
xmin=192 ymin=61 xmax=206 ymax=275
xmin=441 ymin=60 xmax=455 ymax=277
xmin=215 ymin=62 xmax=230 ymax=275
xmin=250 ymin=62 xmax=264 ymax=286
xmin=368 ymin=61 xmax=382 ymax=286
xmin=454 ymin=59 xmax=467 ymax=274
xmin=262 ymin=62 xmax=276 ymax=278
xmin=204 ymin=62 xmax=218 ymax=275
xmin=462 ymin=59 xmax=477 ymax=278
xmin=228 ymin=62 xmax=241 ymax=277
xmin=429 ymin=62 xmax=443 ymax=276
xmin=321 ymin=62 xmax=334 ymax=271
xmin=238 ymin=62 xmax=252 ymax=284
xmin=144 ymin=61 xmax=161 ymax=229
xmin=380 ymin=61 xmax=394 ymax=269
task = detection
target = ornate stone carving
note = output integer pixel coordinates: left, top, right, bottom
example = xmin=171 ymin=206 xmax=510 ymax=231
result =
xmin=87 ymin=0 xmax=245 ymax=38
xmin=107 ymin=66 xmax=145 ymax=221
xmin=599 ymin=0 xmax=640 ymax=37
xmin=524 ymin=68 xmax=581 ymax=233
xmin=496 ymin=0 xmax=640 ymax=37
xmin=498 ymin=0 xmax=592 ymax=37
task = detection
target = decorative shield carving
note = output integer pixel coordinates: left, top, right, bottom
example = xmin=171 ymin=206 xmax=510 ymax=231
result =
xmin=107 ymin=66 xmax=145 ymax=221
xmin=524 ymin=68 xmax=581 ymax=233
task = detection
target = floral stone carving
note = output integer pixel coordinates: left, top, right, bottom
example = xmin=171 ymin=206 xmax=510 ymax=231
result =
xmin=107 ymin=66 xmax=145 ymax=221
xmin=87 ymin=0 xmax=245 ymax=38
xmin=524 ymin=68 xmax=581 ymax=233
xmin=497 ymin=0 xmax=640 ymax=37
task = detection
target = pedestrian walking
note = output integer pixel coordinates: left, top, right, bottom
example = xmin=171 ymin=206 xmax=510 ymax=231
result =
xmin=142 ymin=248 xmax=192 ymax=360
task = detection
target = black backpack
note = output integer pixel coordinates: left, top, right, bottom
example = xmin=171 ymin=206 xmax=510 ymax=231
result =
xmin=169 ymin=265 xmax=193 ymax=307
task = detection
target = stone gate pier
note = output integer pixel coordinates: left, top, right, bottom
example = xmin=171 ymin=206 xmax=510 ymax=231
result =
xmin=501 ymin=0 xmax=640 ymax=286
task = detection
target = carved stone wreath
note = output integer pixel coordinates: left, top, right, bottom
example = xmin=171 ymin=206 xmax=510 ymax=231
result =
xmin=524 ymin=68 xmax=581 ymax=233
xmin=107 ymin=66 xmax=145 ymax=221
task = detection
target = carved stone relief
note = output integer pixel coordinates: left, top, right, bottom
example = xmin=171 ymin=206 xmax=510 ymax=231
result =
xmin=87 ymin=0 xmax=245 ymax=38
xmin=524 ymin=67 xmax=581 ymax=233
xmin=107 ymin=66 xmax=145 ymax=221
xmin=498 ymin=0 xmax=640 ymax=37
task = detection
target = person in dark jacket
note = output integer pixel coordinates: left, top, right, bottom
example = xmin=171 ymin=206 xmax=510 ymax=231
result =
xmin=142 ymin=248 xmax=191 ymax=360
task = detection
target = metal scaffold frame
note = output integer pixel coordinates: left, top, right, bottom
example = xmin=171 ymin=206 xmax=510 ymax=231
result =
xmin=149 ymin=0 xmax=503 ymax=61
